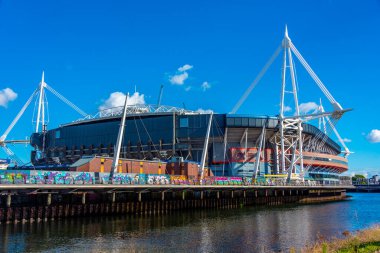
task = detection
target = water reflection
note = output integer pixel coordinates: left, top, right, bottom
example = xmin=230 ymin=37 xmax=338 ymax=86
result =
xmin=1 ymin=193 xmax=379 ymax=252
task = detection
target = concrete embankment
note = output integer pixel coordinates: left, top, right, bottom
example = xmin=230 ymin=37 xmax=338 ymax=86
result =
xmin=0 ymin=185 xmax=351 ymax=224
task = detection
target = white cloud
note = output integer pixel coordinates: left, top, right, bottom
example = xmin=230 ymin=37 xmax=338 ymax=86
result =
xmin=169 ymin=72 xmax=189 ymax=85
xmin=201 ymin=81 xmax=211 ymax=91
xmin=0 ymin=88 xmax=17 ymax=108
xmin=299 ymin=102 xmax=318 ymax=114
xmin=127 ymin=92 xmax=145 ymax=105
xmin=169 ymin=64 xmax=193 ymax=85
xmin=196 ymin=108 xmax=214 ymax=114
xmin=178 ymin=64 xmax=193 ymax=72
xmin=99 ymin=91 xmax=145 ymax=111
xmin=283 ymin=105 xmax=292 ymax=112
xmin=185 ymin=86 xmax=191 ymax=92
xmin=367 ymin=129 xmax=380 ymax=143
xmin=342 ymin=138 xmax=352 ymax=143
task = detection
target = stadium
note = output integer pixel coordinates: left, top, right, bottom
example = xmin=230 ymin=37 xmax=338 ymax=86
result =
xmin=29 ymin=104 xmax=348 ymax=183
xmin=1 ymin=28 xmax=350 ymax=184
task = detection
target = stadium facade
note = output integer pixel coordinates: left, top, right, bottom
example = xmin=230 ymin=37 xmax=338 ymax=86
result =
xmin=30 ymin=105 xmax=348 ymax=183
xmin=1 ymin=28 xmax=348 ymax=183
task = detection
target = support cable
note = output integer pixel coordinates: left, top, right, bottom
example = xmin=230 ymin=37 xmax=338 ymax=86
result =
xmin=230 ymin=45 xmax=282 ymax=114
xmin=290 ymin=42 xmax=342 ymax=110
xmin=1 ymin=89 xmax=39 ymax=141
xmin=304 ymin=117 xmax=339 ymax=173
xmin=45 ymin=84 xmax=88 ymax=117
xmin=1 ymin=146 xmax=24 ymax=165
xmin=137 ymin=115 xmax=161 ymax=158
xmin=133 ymin=116 xmax=145 ymax=159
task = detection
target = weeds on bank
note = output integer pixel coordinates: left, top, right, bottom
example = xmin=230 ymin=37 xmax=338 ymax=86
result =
xmin=300 ymin=226 xmax=380 ymax=253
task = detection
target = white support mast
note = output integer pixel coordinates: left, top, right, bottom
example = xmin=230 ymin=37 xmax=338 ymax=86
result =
xmin=109 ymin=93 xmax=129 ymax=182
xmin=200 ymin=113 xmax=213 ymax=183
xmin=0 ymin=72 xmax=89 ymax=164
xmin=275 ymin=26 xmax=305 ymax=181
xmin=35 ymin=71 xmax=46 ymax=133
xmin=253 ymin=123 xmax=266 ymax=178
xmin=222 ymin=127 xmax=228 ymax=176
xmin=286 ymin=27 xmax=304 ymax=179
xmin=229 ymin=26 xmax=349 ymax=181
xmin=279 ymin=27 xmax=287 ymax=174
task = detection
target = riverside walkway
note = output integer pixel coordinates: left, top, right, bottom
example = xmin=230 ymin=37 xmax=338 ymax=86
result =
xmin=0 ymin=174 xmax=354 ymax=223
xmin=0 ymin=182 xmax=354 ymax=192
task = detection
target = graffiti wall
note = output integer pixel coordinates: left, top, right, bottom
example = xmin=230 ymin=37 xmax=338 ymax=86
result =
xmin=170 ymin=175 xmax=188 ymax=185
xmin=228 ymin=177 xmax=243 ymax=185
xmin=243 ymin=177 xmax=253 ymax=185
xmin=29 ymin=171 xmax=94 ymax=185
xmin=0 ymin=170 xmax=30 ymax=184
xmin=203 ymin=176 xmax=244 ymax=185
xmin=99 ymin=173 xmax=146 ymax=185
xmin=212 ymin=176 xmax=229 ymax=185
xmin=0 ymin=170 xmax=255 ymax=185
xmin=146 ymin=174 xmax=170 ymax=185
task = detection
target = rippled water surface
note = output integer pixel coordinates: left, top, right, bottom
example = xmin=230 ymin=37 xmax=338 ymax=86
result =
xmin=1 ymin=193 xmax=380 ymax=252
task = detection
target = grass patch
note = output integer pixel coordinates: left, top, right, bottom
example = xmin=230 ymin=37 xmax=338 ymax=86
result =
xmin=337 ymin=241 xmax=380 ymax=253
xmin=302 ymin=226 xmax=380 ymax=253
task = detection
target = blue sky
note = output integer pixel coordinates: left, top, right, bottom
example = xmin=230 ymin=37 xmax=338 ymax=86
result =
xmin=0 ymin=0 xmax=379 ymax=175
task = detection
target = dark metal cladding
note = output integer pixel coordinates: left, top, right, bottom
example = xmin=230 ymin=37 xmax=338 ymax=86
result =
xmin=30 ymin=113 xmax=341 ymax=172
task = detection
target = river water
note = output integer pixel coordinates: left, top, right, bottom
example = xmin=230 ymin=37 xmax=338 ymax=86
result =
xmin=0 ymin=193 xmax=379 ymax=253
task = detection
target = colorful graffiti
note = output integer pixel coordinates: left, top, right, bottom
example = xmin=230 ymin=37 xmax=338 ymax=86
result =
xmin=228 ymin=177 xmax=243 ymax=185
xmin=170 ymin=175 xmax=188 ymax=185
xmin=146 ymin=174 xmax=170 ymax=185
xmin=99 ymin=173 xmax=146 ymax=185
xmin=28 ymin=171 xmax=94 ymax=185
xmin=0 ymin=170 xmax=260 ymax=186
xmin=243 ymin=177 xmax=253 ymax=185
xmin=74 ymin=172 xmax=94 ymax=184
xmin=0 ymin=170 xmax=29 ymax=184
xmin=203 ymin=176 xmax=244 ymax=185
xmin=29 ymin=171 xmax=73 ymax=184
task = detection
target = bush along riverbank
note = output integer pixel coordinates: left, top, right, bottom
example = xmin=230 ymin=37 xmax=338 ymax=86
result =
xmin=295 ymin=226 xmax=380 ymax=253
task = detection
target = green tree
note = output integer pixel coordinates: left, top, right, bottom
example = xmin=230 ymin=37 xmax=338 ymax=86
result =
xmin=352 ymin=174 xmax=367 ymax=185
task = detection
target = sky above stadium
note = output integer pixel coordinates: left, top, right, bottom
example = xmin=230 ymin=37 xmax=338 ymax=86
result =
xmin=0 ymin=0 xmax=379 ymax=175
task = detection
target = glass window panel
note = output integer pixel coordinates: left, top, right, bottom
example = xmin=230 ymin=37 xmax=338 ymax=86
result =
xmin=226 ymin=118 xmax=234 ymax=126
xmin=180 ymin=118 xmax=189 ymax=128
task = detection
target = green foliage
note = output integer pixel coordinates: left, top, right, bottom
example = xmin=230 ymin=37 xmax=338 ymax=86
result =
xmin=337 ymin=241 xmax=380 ymax=253
xmin=352 ymin=174 xmax=367 ymax=184
xmin=322 ymin=243 xmax=328 ymax=253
